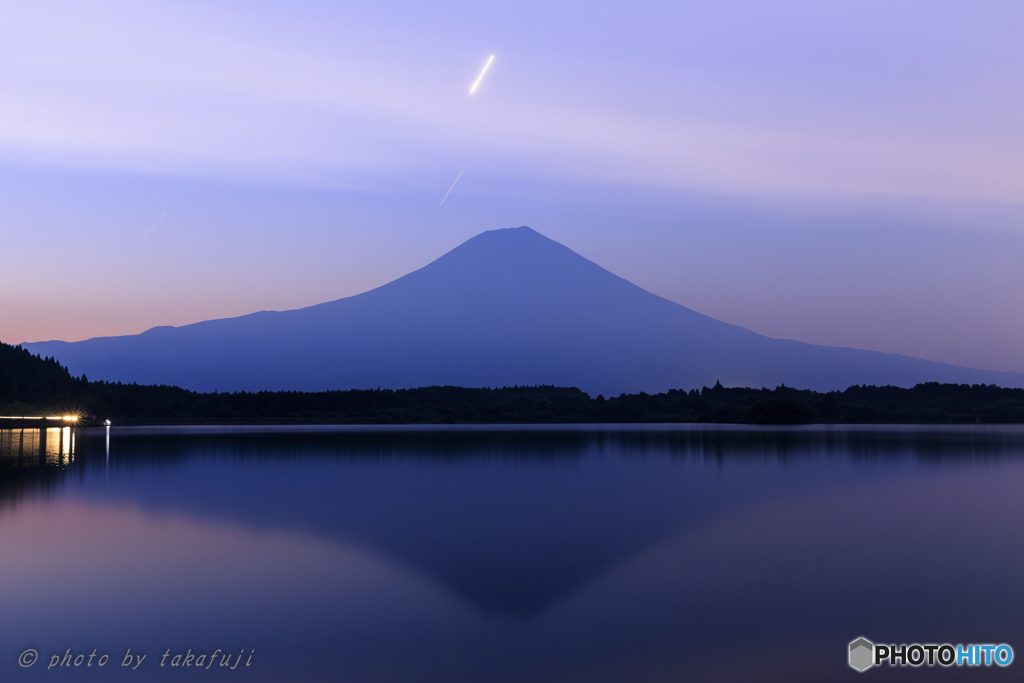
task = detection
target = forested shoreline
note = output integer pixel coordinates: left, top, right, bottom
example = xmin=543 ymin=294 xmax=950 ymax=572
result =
xmin=3 ymin=342 xmax=1023 ymax=425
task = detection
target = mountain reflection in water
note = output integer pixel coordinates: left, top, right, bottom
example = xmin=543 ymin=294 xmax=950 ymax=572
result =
xmin=2 ymin=425 xmax=1023 ymax=682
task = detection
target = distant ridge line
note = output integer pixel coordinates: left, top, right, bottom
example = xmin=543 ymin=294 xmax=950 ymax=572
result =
xmin=21 ymin=226 xmax=1024 ymax=395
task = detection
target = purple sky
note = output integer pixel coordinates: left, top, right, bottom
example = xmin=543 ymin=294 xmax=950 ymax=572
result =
xmin=2 ymin=0 xmax=1023 ymax=372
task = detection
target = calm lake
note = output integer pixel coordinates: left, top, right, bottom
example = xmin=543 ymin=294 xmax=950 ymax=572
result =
xmin=2 ymin=424 xmax=1023 ymax=681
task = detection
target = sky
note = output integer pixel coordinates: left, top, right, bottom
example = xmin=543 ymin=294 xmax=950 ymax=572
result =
xmin=2 ymin=0 xmax=1023 ymax=373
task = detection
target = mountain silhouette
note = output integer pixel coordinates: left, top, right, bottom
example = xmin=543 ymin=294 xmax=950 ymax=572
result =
xmin=23 ymin=226 xmax=1024 ymax=394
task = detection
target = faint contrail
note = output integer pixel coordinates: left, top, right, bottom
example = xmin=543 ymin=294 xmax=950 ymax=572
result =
xmin=469 ymin=55 xmax=494 ymax=94
xmin=439 ymin=170 xmax=464 ymax=205
xmin=140 ymin=211 xmax=166 ymax=244
xmin=438 ymin=55 xmax=492 ymax=205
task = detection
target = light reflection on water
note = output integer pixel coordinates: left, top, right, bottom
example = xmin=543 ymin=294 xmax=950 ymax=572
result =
xmin=0 ymin=427 xmax=74 ymax=469
xmin=1 ymin=425 xmax=1023 ymax=682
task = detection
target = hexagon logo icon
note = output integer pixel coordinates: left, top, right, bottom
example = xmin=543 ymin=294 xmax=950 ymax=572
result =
xmin=849 ymin=637 xmax=874 ymax=672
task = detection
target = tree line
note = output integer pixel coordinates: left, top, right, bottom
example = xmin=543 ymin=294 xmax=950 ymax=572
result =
xmin=2 ymin=341 xmax=1023 ymax=424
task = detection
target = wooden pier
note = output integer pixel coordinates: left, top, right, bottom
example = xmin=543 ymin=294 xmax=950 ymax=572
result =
xmin=0 ymin=416 xmax=81 ymax=429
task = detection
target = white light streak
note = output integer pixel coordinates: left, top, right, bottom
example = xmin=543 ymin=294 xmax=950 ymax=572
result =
xmin=439 ymin=170 xmax=464 ymax=205
xmin=140 ymin=211 xmax=166 ymax=244
xmin=469 ymin=55 xmax=494 ymax=94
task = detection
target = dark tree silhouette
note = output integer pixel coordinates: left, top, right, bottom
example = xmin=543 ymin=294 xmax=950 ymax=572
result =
xmin=2 ymin=341 xmax=1023 ymax=425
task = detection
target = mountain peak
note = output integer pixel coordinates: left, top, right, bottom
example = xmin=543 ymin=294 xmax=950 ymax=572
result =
xmin=380 ymin=225 xmax=612 ymax=300
xmin=485 ymin=225 xmax=537 ymax=235
xmin=439 ymin=225 xmax=568 ymax=262
xmin=22 ymin=227 xmax=1024 ymax=395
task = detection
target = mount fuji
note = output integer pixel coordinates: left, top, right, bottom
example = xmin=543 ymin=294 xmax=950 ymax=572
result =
xmin=23 ymin=226 xmax=1024 ymax=395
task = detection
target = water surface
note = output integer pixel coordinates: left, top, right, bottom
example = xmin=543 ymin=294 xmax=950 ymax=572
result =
xmin=2 ymin=425 xmax=1023 ymax=681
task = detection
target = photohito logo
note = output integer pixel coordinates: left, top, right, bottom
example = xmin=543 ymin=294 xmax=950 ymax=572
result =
xmin=849 ymin=637 xmax=1013 ymax=672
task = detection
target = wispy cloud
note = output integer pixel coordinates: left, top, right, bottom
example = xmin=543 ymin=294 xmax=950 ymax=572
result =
xmin=1 ymin=0 xmax=1023 ymax=201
